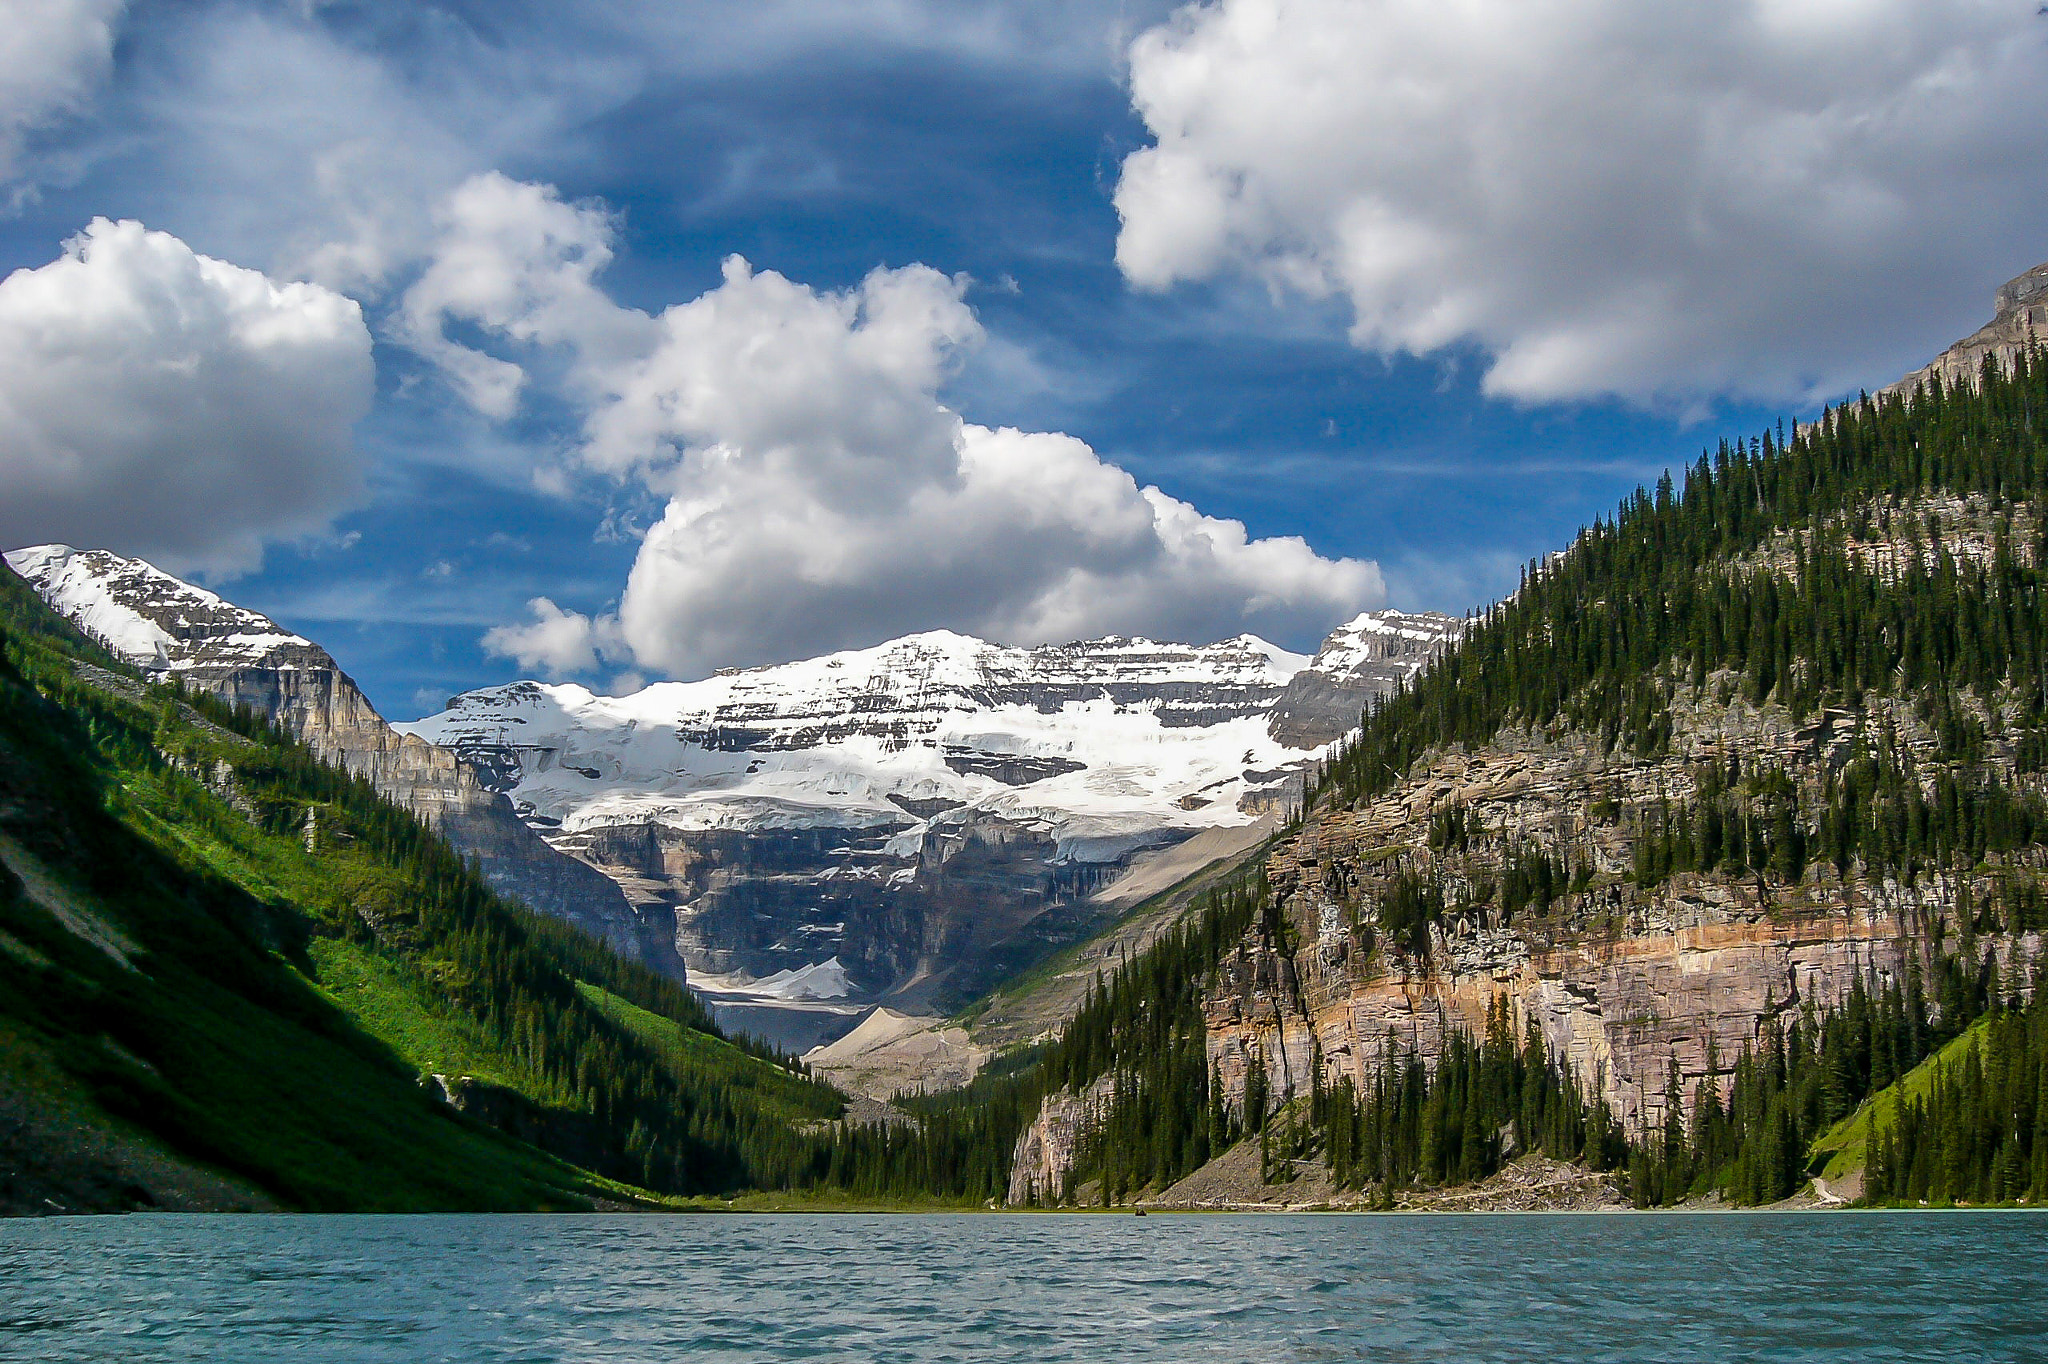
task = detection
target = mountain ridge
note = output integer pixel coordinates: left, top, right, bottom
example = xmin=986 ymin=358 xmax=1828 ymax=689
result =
xmin=2 ymin=545 xmax=672 ymax=977
xmin=998 ymin=259 xmax=2048 ymax=1210
xmin=401 ymin=610 xmax=1463 ymax=1023
xmin=6 ymin=539 xmax=1462 ymax=1033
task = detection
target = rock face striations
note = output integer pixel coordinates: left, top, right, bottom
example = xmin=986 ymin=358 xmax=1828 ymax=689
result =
xmin=1265 ymin=610 xmax=1465 ymax=748
xmin=1204 ymin=692 xmax=1958 ymax=1145
xmin=406 ymin=620 xmax=1464 ymax=1013
xmin=405 ymin=632 xmax=1311 ymax=1010
xmin=1005 ymin=268 xmax=2048 ymax=1200
xmin=3 ymin=546 xmax=664 ymax=974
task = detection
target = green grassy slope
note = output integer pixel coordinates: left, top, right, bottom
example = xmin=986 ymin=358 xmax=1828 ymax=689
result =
xmin=0 ymin=659 xmax=596 ymax=1210
xmin=1810 ymin=1023 xmax=1988 ymax=1182
xmin=0 ymin=560 xmax=838 ymax=1211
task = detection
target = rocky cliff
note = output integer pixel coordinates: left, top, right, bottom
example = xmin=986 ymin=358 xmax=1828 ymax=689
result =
xmin=2 ymin=546 xmax=667 ymax=975
xmin=1205 ymin=687 xmax=2004 ymax=1142
xmin=1886 ymin=260 xmax=2048 ymax=397
xmin=1265 ymin=610 xmax=1465 ymax=748
xmin=1005 ymin=271 xmax=2048 ymax=1199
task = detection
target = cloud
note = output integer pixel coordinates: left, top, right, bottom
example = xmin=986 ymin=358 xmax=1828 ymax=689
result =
xmin=0 ymin=0 xmax=125 ymax=182
xmin=87 ymin=1 xmax=1151 ymax=299
xmin=1115 ymin=0 xmax=2048 ymax=404
xmin=0 ymin=218 xmax=373 ymax=574
xmin=416 ymin=176 xmax=1380 ymax=675
xmin=483 ymin=596 xmax=621 ymax=676
xmin=394 ymin=172 xmax=656 ymax=422
xmin=123 ymin=8 xmax=519 ymax=292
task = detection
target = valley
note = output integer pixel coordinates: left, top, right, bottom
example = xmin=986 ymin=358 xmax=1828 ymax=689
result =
xmin=5 ymin=263 xmax=2048 ymax=1220
xmin=9 ymin=544 xmax=1462 ymax=1046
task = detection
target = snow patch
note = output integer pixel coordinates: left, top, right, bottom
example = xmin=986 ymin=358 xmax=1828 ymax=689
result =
xmin=5 ymin=544 xmax=319 ymax=672
xmin=401 ymin=628 xmax=1322 ymax=858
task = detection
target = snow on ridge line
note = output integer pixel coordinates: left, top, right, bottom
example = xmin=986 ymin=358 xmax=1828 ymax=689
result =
xmin=400 ymin=637 xmax=1320 ymax=855
xmin=5 ymin=543 xmax=319 ymax=671
xmin=1308 ymin=609 xmax=1467 ymax=673
xmin=439 ymin=629 xmax=1312 ymax=719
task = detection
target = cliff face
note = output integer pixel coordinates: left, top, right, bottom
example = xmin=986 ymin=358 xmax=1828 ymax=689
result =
xmin=1005 ymin=274 xmax=2048 ymax=1200
xmin=3 ymin=547 xmax=668 ymax=976
xmin=559 ymin=811 xmax=1125 ymax=1008
xmin=1265 ymin=611 xmax=1465 ymax=748
xmin=1008 ymin=523 xmax=2048 ymax=1197
xmin=195 ymin=662 xmax=665 ymax=968
xmin=406 ymin=613 xmax=1464 ymax=1012
xmin=1007 ymin=1074 xmax=1115 ymax=1206
xmin=1886 ymin=261 xmax=2047 ymax=397
xmin=1010 ymin=680 xmax=2042 ymax=1200
xmin=1207 ymin=702 xmax=1952 ymax=1139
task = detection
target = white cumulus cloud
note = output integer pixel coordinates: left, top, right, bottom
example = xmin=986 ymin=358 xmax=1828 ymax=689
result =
xmin=0 ymin=0 xmax=125 ymax=182
xmin=0 ymin=218 xmax=374 ymax=574
xmin=394 ymin=172 xmax=654 ymax=422
xmin=482 ymin=596 xmax=626 ymax=677
xmin=411 ymin=176 xmax=1380 ymax=677
xmin=1115 ymin=0 xmax=2048 ymax=404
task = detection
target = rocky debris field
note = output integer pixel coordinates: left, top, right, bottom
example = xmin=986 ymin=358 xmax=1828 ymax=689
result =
xmin=1391 ymin=1155 xmax=1626 ymax=1212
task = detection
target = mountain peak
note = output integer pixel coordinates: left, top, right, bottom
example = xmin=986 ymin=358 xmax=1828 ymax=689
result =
xmin=2 ymin=543 xmax=322 ymax=672
xmin=1887 ymin=260 xmax=2048 ymax=399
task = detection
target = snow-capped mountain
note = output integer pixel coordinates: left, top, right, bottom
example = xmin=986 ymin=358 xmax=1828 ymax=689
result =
xmin=7 ymin=540 xmax=1465 ymax=1032
xmin=1266 ymin=609 xmax=1468 ymax=747
xmin=402 ymin=631 xmax=1316 ymax=858
xmin=401 ymin=617 xmax=1462 ymax=1020
xmin=7 ymin=543 xmax=327 ymax=672
xmin=3 ymin=545 xmax=655 ymax=972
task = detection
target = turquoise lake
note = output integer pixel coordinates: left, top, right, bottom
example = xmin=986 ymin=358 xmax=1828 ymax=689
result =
xmin=3 ymin=1211 xmax=2043 ymax=1362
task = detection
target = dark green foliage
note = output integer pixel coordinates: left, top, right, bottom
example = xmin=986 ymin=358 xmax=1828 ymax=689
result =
xmin=1378 ymin=871 xmax=1444 ymax=953
xmin=0 ymin=561 xmax=842 ymax=1206
xmin=1322 ymin=998 xmax=1626 ymax=1198
xmin=0 ymin=639 xmax=589 ymax=1208
xmin=1865 ymin=971 xmax=2048 ymax=1205
xmin=806 ymin=1066 xmax=1046 ymax=1205
xmin=1316 ymin=352 xmax=2048 ymax=815
xmin=1625 ymin=750 xmax=2048 ymax=893
xmin=1632 ymin=956 xmax=1987 ymax=1206
xmin=1005 ymin=356 xmax=2048 ymax=1205
xmin=1055 ymin=881 xmax=1267 ymax=1199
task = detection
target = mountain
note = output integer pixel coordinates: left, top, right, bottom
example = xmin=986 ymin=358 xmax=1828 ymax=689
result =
xmin=3 ymin=554 xmax=1462 ymax=1040
xmin=998 ymin=262 xmax=2048 ymax=1209
xmin=403 ymin=618 xmax=1461 ymax=1028
xmin=2 ymin=545 xmax=675 ymax=978
xmin=1885 ymin=261 xmax=2048 ymax=398
xmin=0 ymin=558 xmax=840 ymax=1213
xmin=1265 ymin=610 xmax=1468 ymax=748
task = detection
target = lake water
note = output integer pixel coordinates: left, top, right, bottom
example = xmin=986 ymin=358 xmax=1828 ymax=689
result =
xmin=2 ymin=1211 xmax=2042 ymax=1362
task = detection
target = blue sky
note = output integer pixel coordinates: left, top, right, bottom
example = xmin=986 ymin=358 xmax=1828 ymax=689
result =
xmin=0 ymin=1 xmax=2042 ymax=717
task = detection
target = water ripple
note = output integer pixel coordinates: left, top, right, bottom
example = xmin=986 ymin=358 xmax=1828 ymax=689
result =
xmin=0 ymin=1212 xmax=2042 ymax=1363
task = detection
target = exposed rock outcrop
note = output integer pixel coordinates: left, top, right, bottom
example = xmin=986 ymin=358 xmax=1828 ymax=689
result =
xmin=1006 ymin=492 xmax=2048 ymax=1199
xmin=1007 ymin=1073 xmax=1115 ymax=1206
xmin=407 ymin=613 xmax=1460 ymax=1015
xmin=1265 ymin=610 xmax=1465 ymax=748
xmin=1205 ymin=673 xmax=2044 ymax=1141
xmin=562 ymin=808 xmax=1135 ymax=1009
xmin=1886 ymin=261 xmax=2048 ymax=398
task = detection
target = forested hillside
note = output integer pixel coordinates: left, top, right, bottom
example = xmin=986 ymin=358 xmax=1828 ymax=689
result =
xmin=995 ymin=346 xmax=2048 ymax=1210
xmin=10 ymin=351 xmax=2045 ymax=1215
xmin=0 ymin=563 xmax=846 ymax=1211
